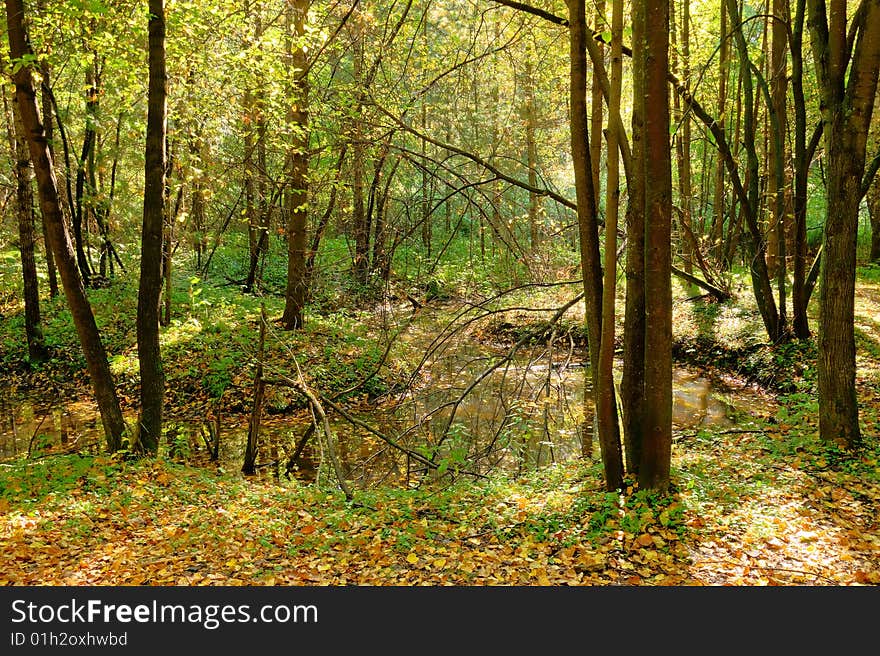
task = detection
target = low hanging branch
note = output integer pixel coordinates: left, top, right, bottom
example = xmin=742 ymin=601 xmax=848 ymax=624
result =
xmin=399 ymin=292 xmax=586 ymax=455
xmin=671 ymin=265 xmax=732 ymax=302
xmin=246 ymin=309 xmax=353 ymax=498
xmin=375 ymin=105 xmax=579 ymax=213
xmin=292 ymin=371 xmax=354 ymax=501
xmin=262 ymin=372 xmax=444 ymax=476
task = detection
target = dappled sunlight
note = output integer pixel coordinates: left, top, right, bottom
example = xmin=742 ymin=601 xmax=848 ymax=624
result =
xmin=680 ymin=429 xmax=880 ymax=585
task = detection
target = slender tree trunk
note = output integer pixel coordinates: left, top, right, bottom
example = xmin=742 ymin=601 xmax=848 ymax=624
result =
xmin=304 ymin=146 xmax=347 ymax=291
xmin=10 ymin=94 xmax=47 ymax=362
xmin=244 ymin=87 xmax=257 ymax=261
xmin=136 ymin=0 xmax=168 ymax=455
xmin=373 ymin=155 xmax=399 ymax=282
xmin=6 ymin=0 xmax=125 ymax=450
xmin=808 ymin=0 xmax=880 ymax=449
xmin=639 ymin=0 xmax=673 ymax=492
xmin=791 ymin=0 xmax=811 ymax=337
xmin=351 ymin=31 xmax=369 ymax=286
xmin=672 ymin=0 xmax=695 ymax=281
xmin=711 ymin=4 xmax=730 ymax=263
xmin=568 ymin=0 xmax=623 ymax=491
xmin=281 ymin=0 xmax=310 ymax=330
xmin=622 ymin=0 xmax=647 ymax=477
xmin=868 ymin=177 xmax=880 ymax=261
xmin=590 ymin=0 xmax=605 ymax=206
xmin=38 ymin=58 xmax=58 ymax=297
xmin=73 ymin=65 xmax=100 ymax=288
xmin=243 ymin=306 xmax=267 ymax=475
xmin=524 ymin=45 xmax=541 ymax=252
xmin=596 ymin=0 xmax=624 ymax=488
xmin=770 ymin=0 xmax=789 ymax=329
xmin=728 ymin=0 xmax=782 ymax=342
xmin=420 ymin=16 xmax=432 ymax=258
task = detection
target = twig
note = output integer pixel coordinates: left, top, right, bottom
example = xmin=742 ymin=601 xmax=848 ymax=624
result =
xmin=26 ymin=408 xmax=51 ymax=459
xmin=691 ymin=559 xmax=839 ymax=584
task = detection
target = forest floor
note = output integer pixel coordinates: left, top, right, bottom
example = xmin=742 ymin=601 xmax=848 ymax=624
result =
xmin=1 ymin=260 xmax=879 ymax=585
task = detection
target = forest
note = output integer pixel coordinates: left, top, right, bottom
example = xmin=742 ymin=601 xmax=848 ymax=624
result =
xmin=0 ymin=0 xmax=879 ymax=586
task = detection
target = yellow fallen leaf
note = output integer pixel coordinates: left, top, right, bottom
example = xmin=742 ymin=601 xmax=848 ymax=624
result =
xmin=406 ymin=553 xmax=419 ymax=564
xmin=432 ymin=558 xmax=447 ymax=568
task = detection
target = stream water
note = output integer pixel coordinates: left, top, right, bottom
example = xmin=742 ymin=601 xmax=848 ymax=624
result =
xmin=0 ymin=306 xmax=773 ymax=488
xmin=0 ymin=369 xmax=767 ymax=490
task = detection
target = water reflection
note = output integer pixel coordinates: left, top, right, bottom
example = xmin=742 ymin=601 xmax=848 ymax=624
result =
xmin=0 ymin=360 xmax=759 ymax=489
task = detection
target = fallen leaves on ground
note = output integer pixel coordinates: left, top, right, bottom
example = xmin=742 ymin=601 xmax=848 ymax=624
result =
xmin=1 ymin=426 xmax=877 ymax=586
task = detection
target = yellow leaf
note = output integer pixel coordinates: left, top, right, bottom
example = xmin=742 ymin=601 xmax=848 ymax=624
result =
xmin=406 ymin=553 xmax=419 ymax=565
xmin=432 ymin=558 xmax=447 ymax=568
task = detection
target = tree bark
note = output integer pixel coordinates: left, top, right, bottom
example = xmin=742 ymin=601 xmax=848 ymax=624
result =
xmin=622 ymin=0 xmax=647 ymax=477
xmin=6 ymin=0 xmax=125 ymax=451
xmin=136 ymin=0 xmax=168 ymax=454
xmin=596 ymin=0 xmax=624 ymax=489
xmin=639 ymin=0 xmax=673 ymax=492
xmin=808 ymin=0 xmax=880 ymax=449
xmin=10 ymin=93 xmax=47 ymax=363
xmin=770 ymin=0 xmax=790 ymax=329
xmin=868 ymin=176 xmax=880 ymax=261
xmin=727 ymin=0 xmax=782 ymax=342
xmin=524 ymin=44 xmax=541 ymax=252
xmin=567 ymin=0 xmax=623 ymax=490
xmin=791 ymin=0 xmax=812 ymax=337
xmin=38 ymin=58 xmax=58 ymax=298
xmin=281 ymin=0 xmax=310 ymax=330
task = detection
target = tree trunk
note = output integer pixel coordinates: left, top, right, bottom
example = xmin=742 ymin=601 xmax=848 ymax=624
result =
xmin=351 ymin=32 xmax=369 ymax=286
xmin=727 ymin=0 xmax=782 ymax=342
xmin=567 ymin=0 xmax=623 ymax=491
xmin=6 ymin=0 xmax=126 ymax=451
xmin=590 ymin=0 xmax=605 ymax=206
xmin=243 ymin=307 xmax=267 ymax=475
xmin=10 ymin=93 xmax=47 ymax=363
xmin=808 ymin=0 xmax=880 ymax=449
xmin=596 ymin=0 xmax=625 ymax=489
xmin=38 ymin=58 xmax=58 ymax=298
xmin=73 ymin=66 xmax=99 ymax=288
xmin=622 ymin=0 xmax=647 ymax=477
xmin=281 ymin=0 xmax=310 ymax=330
xmin=524 ymin=44 xmax=541 ymax=252
xmin=711 ymin=3 xmax=729 ymax=263
xmin=639 ymin=0 xmax=673 ymax=492
xmin=770 ymin=0 xmax=789 ymax=329
xmin=136 ymin=0 xmax=168 ymax=455
xmin=672 ymin=0 xmax=695 ymax=281
xmin=791 ymin=0 xmax=812 ymax=337
xmin=868 ymin=177 xmax=880 ymax=261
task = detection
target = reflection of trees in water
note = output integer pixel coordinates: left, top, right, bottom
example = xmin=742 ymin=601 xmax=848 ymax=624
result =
xmin=0 ymin=297 xmax=759 ymax=490
xmin=0 ymin=396 xmax=101 ymax=459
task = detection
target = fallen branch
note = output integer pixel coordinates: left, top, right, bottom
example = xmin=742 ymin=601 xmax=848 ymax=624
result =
xmin=671 ymin=265 xmax=732 ymax=302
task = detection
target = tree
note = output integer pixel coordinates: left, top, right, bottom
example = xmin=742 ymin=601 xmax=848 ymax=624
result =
xmin=567 ymin=0 xmax=623 ymax=491
xmin=6 ymin=88 xmax=47 ymax=363
xmin=807 ymin=0 xmax=880 ymax=449
xmin=281 ymin=0 xmax=311 ymax=330
xmin=638 ymin=0 xmax=673 ymax=492
xmin=622 ymin=0 xmax=647 ymax=477
xmin=6 ymin=0 xmax=126 ymax=451
xmin=136 ymin=0 xmax=168 ymax=454
xmin=596 ymin=0 xmax=625 ymax=490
